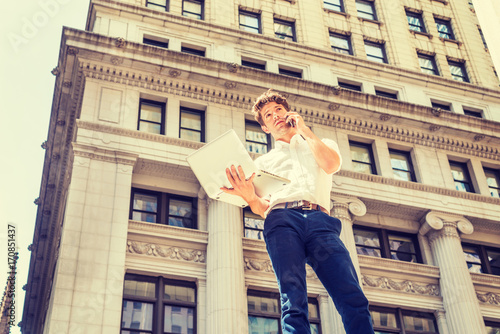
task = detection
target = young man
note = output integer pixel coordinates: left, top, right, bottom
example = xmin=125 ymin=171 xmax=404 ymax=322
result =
xmin=222 ymin=90 xmax=374 ymax=334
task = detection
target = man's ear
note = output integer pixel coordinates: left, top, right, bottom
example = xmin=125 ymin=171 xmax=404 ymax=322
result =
xmin=261 ymin=125 xmax=270 ymax=134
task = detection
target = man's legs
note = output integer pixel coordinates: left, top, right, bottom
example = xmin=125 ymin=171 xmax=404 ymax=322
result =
xmin=264 ymin=209 xmax=311 ymax=334
xmin=305 ymin=211 xmax=374 ymax=334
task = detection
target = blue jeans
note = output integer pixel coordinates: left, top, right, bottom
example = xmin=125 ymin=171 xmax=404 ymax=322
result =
xmin=263 ymin=209 xmax=374 ymax=334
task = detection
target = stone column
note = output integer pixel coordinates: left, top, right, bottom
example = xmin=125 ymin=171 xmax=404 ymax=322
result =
xmin=434 ymin=310 xmax=450 ymax=334
xmin=205 ymin=200 xmax=247 ymax=334
xmin=419 ymin=211 xmax=486 ymax=334
xmin=324 ymin=196 xmax=367 ymax=334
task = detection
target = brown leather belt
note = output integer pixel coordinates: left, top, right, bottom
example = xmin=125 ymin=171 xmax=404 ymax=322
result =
xmin=271 ymin=200 xmax=324 ymax=212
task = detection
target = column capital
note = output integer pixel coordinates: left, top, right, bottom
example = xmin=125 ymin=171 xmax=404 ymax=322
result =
xmin=419 ymin=210 xmax=473 ymax=238
xmin=331 ymin=195 xmax=366 ymax=219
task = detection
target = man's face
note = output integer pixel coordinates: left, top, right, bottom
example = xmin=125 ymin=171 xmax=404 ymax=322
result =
xmin=259 ymin=102 xmax=294 ymax=141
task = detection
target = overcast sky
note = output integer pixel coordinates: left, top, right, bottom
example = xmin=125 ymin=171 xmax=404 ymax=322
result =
xmin=0 ymin=1 xmax=498 ymax=334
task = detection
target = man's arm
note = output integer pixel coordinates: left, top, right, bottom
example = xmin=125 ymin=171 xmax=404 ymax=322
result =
xmin=220 ymin=165 xmax=270 ymax=218
xmin=286 ymin=112 xmax=341 ymax=174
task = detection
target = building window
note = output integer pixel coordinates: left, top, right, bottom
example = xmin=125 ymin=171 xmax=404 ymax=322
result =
xmin=462 ymin=244 xmax=500 ymax=276
xmin=330 ymin=32 xmax=353 ymax=55
xmin=431 ymin=101 xmax=451 ymax=111
xmin=121 ymin=274 xmax=196 ymax=334
xmin=435 ymin=18 xmax=454 ymax=40
xmin=350 ymin=141 xmax=376 ymax=174
xmin=354 ymin=226 xmax=421 ymax=263
xmin=241 ymin=58 xmax=266 ymax=70
xmin=181 ymin=45 xmax=205 ymax=57
xmin=247 ymin=290 xmax=320 ymax=333
xmin=274 ymin=18 xmax=296 ymax=42
xmin=338 ymin=81 xmax=362 ymax=92
xmin=356 ymin=0 xmax=377 ymax=21
xmin=370 ymin=306 xmax=438 ymax=333
xmin=138 ymin=99 xmax=165 ymax=135
xmin=182 ymin=0 xmax=203 ymax=20
xmin=365 ymin=41 xmax=387 ymax=63
xmin=375 ymin=89 xmax=398 ymax=100
xmin=146 ymin=0 xmax=168 ymax=11
xmin=243 ymin=208 xmax=265 ymax=239
xmin=484 ymin=167 xmax=500 ymax=197
xmin=406 ymin=11 xmax=426 ymax=33
xmin=449 ymin=161 xmax=474 ymax=193
xmin=245 ymin=120 xmax=271 ymax=154
xmin=130 ymin=188 xmax=197 ymax=229
xmin=324 ymin=0 xmax=344 ymax=12
xmin=389 ymin=149 xmax=416 ymax=182
xmin=418 ymin=53 xmax=439 ymax=76
xmin=143 ymin=36 xmax=169 ymax=49
xmin=239 ymin=10 xmax=261 ymax=34
xmin=463 ymin=108 xmax=483 ymax=118
xmin=478 ymin=27 xmax=488 ymax=49
xmin=179 ymin=107 xmax=204 ymax=142
xmin=279 ymin=66 xmax=302 ymax=78
xmin=448 ymin=60 xmax=469 ymax=82
xmin=486 ymin=321 xmax=500 ymax=333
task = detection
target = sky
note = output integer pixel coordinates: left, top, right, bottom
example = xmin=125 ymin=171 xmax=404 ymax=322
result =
xmin=0 ymin=1 xmax=498 ymax=334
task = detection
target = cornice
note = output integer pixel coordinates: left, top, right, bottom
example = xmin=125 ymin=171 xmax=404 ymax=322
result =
xmin=128 ymin=220 xmax=209 ymax=242
xmin=133 ymin=159 xmax=196 ymax=180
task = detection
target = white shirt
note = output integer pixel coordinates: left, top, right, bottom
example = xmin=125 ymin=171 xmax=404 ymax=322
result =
xmin=254 ymin=134 xmax=342 ymax=217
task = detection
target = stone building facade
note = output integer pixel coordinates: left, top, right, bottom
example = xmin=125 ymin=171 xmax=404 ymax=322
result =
xmin=21 ymin=0 xmax=500 ymax=333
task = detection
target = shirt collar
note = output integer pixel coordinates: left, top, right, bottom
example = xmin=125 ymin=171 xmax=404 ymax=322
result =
xmin=275 ymin=134 xmax=305 ymax=149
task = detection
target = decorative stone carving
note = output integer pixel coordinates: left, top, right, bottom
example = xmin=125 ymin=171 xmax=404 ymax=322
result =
xmin=328 ymin=103 xmax=340 ymax=111
xmin=34 ymin=198 xmax=41 ymax=206
xmin=227 ymin=63 xmax=238 ymax=73
xmin=52 ymin=153 xmax=60 ymax=160
xmin=332 ymin=196 xmax=367 ymax=217
xmin=331 ymin=85 xmax=342 ymax=95
xmin=244 ymin=257 xmax=317 ymax=278
xmin=66 ymin=48 xmax=79 ymax=55
xmin=473 ymin=134 xmax=485 ymax=142
xmin=169 ymin=69 xmax=181 ymax=77
xmin=115 ymin=37 xmax=126 ymax=48
xmin=476 ymin=292 xmax=500 ymax=305
xmin=28 ymin=244 xmax=34 ymax=251
xmin=41 ymin=141 xmax=48 ymax=149
xmin=429 ymin=125 xmax=441 ymax=132
xmin=110 ymin=57 xmax=123 ymax=65
xmin=431 ymin=107 xmax=442 ymax=117
xmin=362 ymin=275 xmax=440 ymax=296
xmin=43 ymin=210 xmax=51 ymax=216
xmin=57 ymin=119 xmax=66 ymax=126
xmin=62 ymin=81 xmax=72 ymax=88
xmin=51 ymin=67 xmax=60 ymax=76
xmin=126 ymin=241 xmax=206 ymax=263
xmin=379 ymin=114 xmax=391 ymax=121
xmin=225 ymin=81 xmax=237 ymax=89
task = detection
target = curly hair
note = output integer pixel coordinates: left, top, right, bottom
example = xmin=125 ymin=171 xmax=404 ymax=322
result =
xmin=252 ymin=89 xmax=290 ymax=126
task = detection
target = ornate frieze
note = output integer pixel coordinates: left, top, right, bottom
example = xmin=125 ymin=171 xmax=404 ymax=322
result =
xmin=476 ymin=291 xmax=500 ymax=305
xmin=244 ymin=257 xmax=317 ymax=278
xmin=226 ymin=63 xmax=238 ymax=73
xmin=127 ymin=241 xmax=206 ymax=263
xmin=110 ymin=57 xmax=123 ymax=65
xmin=362 ymin=275 xmax=440 ymax=296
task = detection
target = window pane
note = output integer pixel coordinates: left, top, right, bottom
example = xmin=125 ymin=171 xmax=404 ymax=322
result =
xmin=248 ymin=316 xmax=279 ymax=334
xmin=164 ymin=284 xmax=195 ymax=302
xmin=487 ymin=249 xmax=500 ymax=275
xmin=310 ymin=323 xmax=320 ymax=334
xmin=365 ymin=43 xmax=385 ymax=63
xmin=246 ymin=125 xmax=267 ymax=144
xmin=181 ymin=111 xmax=202 ymax=130
xmin=244 ymin=211 xmax=265 ymax=240
xmin=133 ymin=212 xmax=157 ymax=223
xmin=354 ymin=229 xmax=381 ymax=257
xmin=124 ymin=279 xmax=156 ymax=298
xmin=371 ymin=309 xmax=398 ymax=329
xmin=275 ymin=23 xmax=292 ymax=36
xmin=139 ymin=121 xmax=162 ymax=134
xmin=183 ymin=0 xmax=202 ymax=18
xmin=356 ymin=1 xmax=375 ymax=20
xmin=463 ymin=245 xmax=483 ymax=273
xmin=352 ymin=162 xmax=373 ymax=174
xmin=180 ymin=129 xmax=201 ymax=142
xmin=485 ymin=324 xmax=500 ymax=334
xmin=134 ymin=194 xmax=158 ymax=213
xmin=141 ymin=103 xmax=163 ymax=123
xmin=164 ymin=306 xmax=194 ymax=333
xmin=324 ymin=0 xmax=342 ymax=11
xmin=351 ymin=145 xmax=371 ymax=163
xmin=389 ymin=235 xmax=417 ymax=262
xmin=403 ymin=313 xmax=437 ymax=332
xmin=390 ymin=152 xmax=409 ymax=171
xmin=248 ymin=295 xmax=279 ymax=314
xmin=308 ymin=302 xmax=319 ymax=318
xmin=240 ymin=13 xmax=259 ymax=33
xmin=450 ymin=164 xmax=467 ymax=181
xmin=330 ymin=35 xmax=351 ymax=54
xmin=122 ymin=301 xmax=154 ymax=331
xmin=168 ymin=199 xmax=193 ymax=227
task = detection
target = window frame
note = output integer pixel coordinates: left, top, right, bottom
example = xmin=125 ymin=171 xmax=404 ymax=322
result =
xmin=138 ymin=99 xmax=166 ymax=135
xmin=462 ymin=243 xmax=500 ymax=276
xmin=406 ymin=11 xmax=426 ymax=33
xmin=356 ymin=0 xmax=377 ymax=21
xmin=449 ymin=160 xmax=475 ymax=193
xmin=418 ymin=53 xmax=440 ymax=76
xmin=245 ymin=120 xmax=271 ymax=154
xmin=241 ymin=58 xmax=266 ymax=70
xmin=364 ymin=40 xmax=387 ymax=63
xmin=182 ymin=0 xmax=204 ymax=20
xmin=274 ymin=18 xmax=296 ymax=42
xmin=121 ymin=274 xmax=197 ymax=334
xmin=435 ymin=18 xmax=455 ymax=40
xmin=130 ymin=188 xmax=198 ymax=229
xmin=431 ymin=101 xmax=451 ymax=111
xmin=181 ymin=45 xmax=206 ymax=57
xmin=338 ymin=81 xmax=362 ymax=92
xmin=324 ymin=0 xmax=344 ymax=13
xmin=370 ymin=306 xmax=439 ymax=334
xmin=143 ymin=37 xmax=169 ymax=49
xmin=243 ymin=207 xmax=265 ymax=240
xmin=389 ymin=149 xmax=416 ymax=182
xmin=179 ymin=106 xmax=205 ymax=142
xmin=484 ymin=167 xmax=500 ymax=198
xmin=329 ymin=32 xmax=353 ymax=55
xmin=146 ymin=0 xmax=169 ymax=12
xmin=239 ymin=10 xmax=261 ymax=34
xmin=349 ymin=141 xmax=377 ymax=175
xmin=448 ymin=60 xmax=469 ymax=83
xmin=375 ymin=89 xmax=398 ymax=100
xmin=354 ymin=225 xmax=423 ymax=263
xmin=278 ymin=66 xmax=302 ymax=78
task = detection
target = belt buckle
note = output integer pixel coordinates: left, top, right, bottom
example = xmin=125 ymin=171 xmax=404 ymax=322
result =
xmin=301 ymin=200 xmax=313 ymax=210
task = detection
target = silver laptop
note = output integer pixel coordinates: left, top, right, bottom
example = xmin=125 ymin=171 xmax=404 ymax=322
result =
xmin=186 ymin=129 xmax=290 ymax=207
